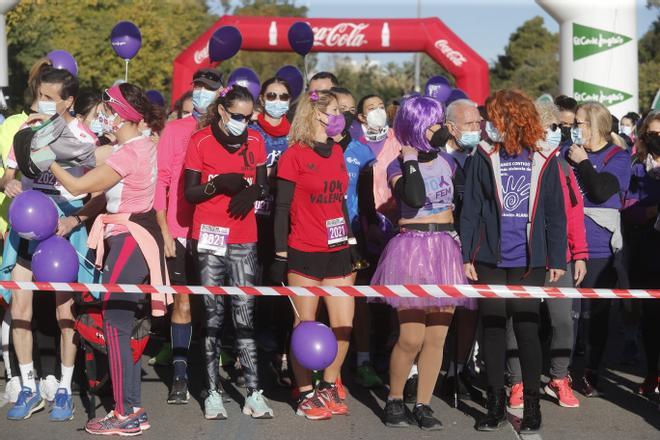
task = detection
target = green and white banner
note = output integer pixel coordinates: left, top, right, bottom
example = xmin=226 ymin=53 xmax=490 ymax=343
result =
xmin=573 ymin=23 xmax=632 ymax=61
xmin=573 ymin=79 xmax=633 ymax=106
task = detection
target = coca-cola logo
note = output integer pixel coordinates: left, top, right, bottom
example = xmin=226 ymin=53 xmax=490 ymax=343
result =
xmin=434 ymin=39 xmax=467 ymax=67
xmin=194 ymin=44 xmax=209 ymax=64
xmin=313 ymin=23 xmax=369 ymax=48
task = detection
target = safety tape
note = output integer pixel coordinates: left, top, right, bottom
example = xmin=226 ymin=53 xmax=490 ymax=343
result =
xmin=0 ymin=282 xmax=658 ymax=299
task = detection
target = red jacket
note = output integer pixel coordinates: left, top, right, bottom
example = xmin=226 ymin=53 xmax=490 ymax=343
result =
xmin=556 ymin=158 xmax=589 ymax=262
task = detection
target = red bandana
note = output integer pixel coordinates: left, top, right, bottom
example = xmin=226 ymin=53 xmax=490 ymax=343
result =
xmin=257 ymin=113 xmax=290 ymax=138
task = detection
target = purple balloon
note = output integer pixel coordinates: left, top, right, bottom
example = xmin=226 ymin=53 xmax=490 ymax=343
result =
xmin=110 ymin=21 xmax=142 ymax=60
xmin=291 ymin=321 xmax=338 ymax=370
xmin=446 ymin=88 xmax=469 ymax=105
xmin=288 ymin=22 xmax=314 ymax=56
xmin=227 ymin=67 xmax=261 ymax=101
xmin=32 ymin=236 xmax=79 ymax=283
xmin=146 ymin=90 xmax=165 ymax=107
xmin=209 ymin=25 xmax=242 ymax=62
xmin=425 ymin=76 xmax=452 ymax=103
xmin=8 ymin=190 xmax=58 ymax=241
xmin=47 ymin=50 xmax=78 ymax=77
xmin=276 ymin=65 xmax=304 ymax=99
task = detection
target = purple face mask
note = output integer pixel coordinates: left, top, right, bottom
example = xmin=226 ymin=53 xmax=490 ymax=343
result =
xmin=323 ymin=113 xmax=346 ymax=137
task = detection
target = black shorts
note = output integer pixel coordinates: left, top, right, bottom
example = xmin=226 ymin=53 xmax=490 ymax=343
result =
xmin=166 ymin=239 xmax=199 ymax=286
xmin=287 ymin=247 xmax=352 ymax=281
xmin=16 ymin=238 xmax=33 ymax=270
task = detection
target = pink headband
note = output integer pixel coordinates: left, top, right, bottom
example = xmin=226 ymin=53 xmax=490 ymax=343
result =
xmin=104 ymin=85 xmax=143 ymax=123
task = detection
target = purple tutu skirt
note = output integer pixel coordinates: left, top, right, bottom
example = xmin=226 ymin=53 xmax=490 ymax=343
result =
xmin=370 ymin=230 xmax=477 ymax=311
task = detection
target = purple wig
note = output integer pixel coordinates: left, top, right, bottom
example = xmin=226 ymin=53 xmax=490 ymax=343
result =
xmin=394 ymin=96 xmax=445 ymax=153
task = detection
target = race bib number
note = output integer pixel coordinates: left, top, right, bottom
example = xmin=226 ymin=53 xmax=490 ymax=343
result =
xmin=326 ymin=217 xmax=348 ymax=248
xmin=33 ymin=171 xmax=60 ymax=195
xmin=254 ymin=195 xmax=273 ymax=216
xmin=198 ymin=224 xmax=229 ymax=256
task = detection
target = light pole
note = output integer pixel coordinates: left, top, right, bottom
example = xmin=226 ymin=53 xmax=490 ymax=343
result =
xmin=0 ymin=0 xmax=19 ymax=110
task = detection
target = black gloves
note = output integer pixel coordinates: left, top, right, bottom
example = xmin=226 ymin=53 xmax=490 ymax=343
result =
xmin=269 ymin=255 xmax=288 ymax=285
xmin=212 ymin=173 xmax=248 ymax=196
xmin=228 ymin=184 xmax=262 ymax=219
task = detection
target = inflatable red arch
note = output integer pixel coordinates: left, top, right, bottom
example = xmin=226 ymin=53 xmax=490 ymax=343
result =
xmin=172 ymin=16 xmax=489 ymax=106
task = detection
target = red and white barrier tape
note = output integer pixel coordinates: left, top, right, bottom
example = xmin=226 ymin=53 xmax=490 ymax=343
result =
xmin=1 ymin=282 xmax=659 ymax=299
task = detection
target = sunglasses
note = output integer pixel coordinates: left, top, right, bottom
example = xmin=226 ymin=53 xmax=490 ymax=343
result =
xmin=264 ymin=92 xmax=290 ymax=102
xmin=102 ymin=89 xmax=129 ymax=111
xmin=193 ymin=71 xmax=222 ymax=83
xmin=224 ymin=108 xmax=252 ymax=123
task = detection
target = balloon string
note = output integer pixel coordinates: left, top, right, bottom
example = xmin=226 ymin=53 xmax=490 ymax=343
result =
xmin=302 ymin=55 xmax=309 ymax=91
xmin=124 ymin=59 xmax=129 ymax=82
xmin=75 ymin=250 xmax=103 ymax=274
xmin=282 ymin=282 xmax=301 ymax=320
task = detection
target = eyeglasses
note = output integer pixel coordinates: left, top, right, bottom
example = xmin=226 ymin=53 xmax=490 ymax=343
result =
xmin=193 ymin=70 xmax=222 ymax=83
xmin=224 ymin=109 xmax=252 ymax=123
xmin=102 ymin=89 xmax=129 ymax=111
xmin=264 ymin=92 xmax=291 ymax=102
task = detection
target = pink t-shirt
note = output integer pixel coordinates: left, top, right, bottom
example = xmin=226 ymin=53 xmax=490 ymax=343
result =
xmin=104 ymin=135 xmax=157 ymax=235
xmin=153 ymin=116 xmax=196 ymax=239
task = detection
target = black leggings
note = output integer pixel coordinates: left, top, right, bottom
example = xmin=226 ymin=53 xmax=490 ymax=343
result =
xmin=476 ymin=264 xmax=546 ymax=391
xmin=580 ymin=257 xmax=617 ymax=371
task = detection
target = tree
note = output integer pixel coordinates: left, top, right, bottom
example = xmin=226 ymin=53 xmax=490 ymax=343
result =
xmin=489 ymin=16 xmax=559 ymax=98
xmin=5 ymin=0 xmax=213 ymax=111
xmin=638 ymin=13 xmax=660 ymax=111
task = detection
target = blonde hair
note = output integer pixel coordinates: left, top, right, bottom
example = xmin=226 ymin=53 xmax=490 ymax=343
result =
xmin=289 ymin=90 xmax=338 ymax=147
xmin=577 ymin=101 xmax=624 ymax=149
xmin=534 ymin=99 xmax=560 ymax=128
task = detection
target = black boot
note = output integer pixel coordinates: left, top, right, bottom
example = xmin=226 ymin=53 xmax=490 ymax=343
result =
xmin=476 ymin=388 xmax=507 ymax=431
xmin=520 ymin=389 xmax=542 ymax=434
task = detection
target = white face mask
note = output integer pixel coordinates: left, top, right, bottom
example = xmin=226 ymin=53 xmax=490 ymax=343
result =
xmin=38 ymin=100 xmax=57 ymax=116
xmin=366 ymin=108 xmax=387 ymax=130
xmin=224 ymin=115 xmax=248 ymax=136
xmin=620 ymin=125 xmax=633 ymax=137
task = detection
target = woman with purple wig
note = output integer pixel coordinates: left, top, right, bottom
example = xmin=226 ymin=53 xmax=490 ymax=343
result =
xmin=372 ymin=96 xmax=476 ymax=431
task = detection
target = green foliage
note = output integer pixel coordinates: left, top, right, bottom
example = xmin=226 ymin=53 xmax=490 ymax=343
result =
xmin=5 ymin=0 xmax=213 ymax=111
xmin=489 ymin=16 xmax=559 ymax=98
xmin=638 ymin=14 xmax=660 ymax=110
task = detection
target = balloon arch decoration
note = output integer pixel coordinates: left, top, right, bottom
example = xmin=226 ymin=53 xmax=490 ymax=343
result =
xmin=171 ymin=16 xmax=489 ymax=106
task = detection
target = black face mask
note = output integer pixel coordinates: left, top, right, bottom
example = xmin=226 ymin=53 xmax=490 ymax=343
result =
xmin=211 ymin=120 xmax=247 ymax=151
xmin=430 ymin=126 xmax=451 ymax=149
xmin=343 ymin=111 xmax=355 ymax=130
xmin=642 ymin=132 xmax=660 ymax=156
xmin=560 ymin=126 xmax=572 ymax=144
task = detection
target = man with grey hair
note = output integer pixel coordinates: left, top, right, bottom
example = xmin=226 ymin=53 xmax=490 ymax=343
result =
xmin=445 ymin=98 xmax=481 ymax=163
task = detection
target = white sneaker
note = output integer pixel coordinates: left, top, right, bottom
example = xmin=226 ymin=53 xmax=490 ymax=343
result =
xmin=242 ymin=390 xmax=274 ymax=419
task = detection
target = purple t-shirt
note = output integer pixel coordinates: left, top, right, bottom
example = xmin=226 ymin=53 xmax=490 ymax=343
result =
xmin=498 ymin=149 xmax=532 ymax=268
xmin=572 ymin=144 xmax=630 ymax=259
xmin=387 ymin=153 xmax=455 ymax=220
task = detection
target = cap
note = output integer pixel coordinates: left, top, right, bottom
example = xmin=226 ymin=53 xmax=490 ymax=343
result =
xmin=193 ymin=68 xmax=223 ymax=90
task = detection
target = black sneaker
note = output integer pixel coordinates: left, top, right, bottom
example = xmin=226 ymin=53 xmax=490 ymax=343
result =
xmin=403 ymin=374 xmax=418 ymax=404
xmin=412 ymin=404 xmax=443 ymax=431
xmin=476 ymin=388 xmax=507 ymax=431
xmin=520 ymin=390 xmax=542 ymax=433
xmin=383 ymin=399 xmax=414 ymax=428
xmin=167 ymin=377 xmax=190 ymax=404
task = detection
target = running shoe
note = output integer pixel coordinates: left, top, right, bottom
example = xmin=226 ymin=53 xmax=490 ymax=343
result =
xmin=639 ymin=375 xmax=659 ymax=398
xmin=412 ymin=404 xmax=443 ymax=431
xmin=133 ymin=408 xmax=150 ymax=430
xmin=581 ymin=370 xmax=602 ymax=398
xmin=508 ymin=382 xmax=524 ymax=409
xmin=296 ymin=391 xmax=332 ymax=420
xmin=403 ymin=374 xmax=418 ymax=404
xmin=243 ymin=390 xmax=274 ymax=419
xmin=383 ymin=398 xmax=413 ymax=428
xmin=167 ymin=377 xmax=190 ymax=405
xmin=85 ymin=410 xmax=141 ymax=436
xmin=545 ymin=377 xmax=580 ymax=408
xmin=204 ymin=390 xmax=228 ymax=420
xmin=317 ymin=385 xmax=348 ymax=415
xmin=148 ymin=343 xmax=172 ymax=366
xmin=49 ymin=388 xmax=74 ymax=421
xmin=7 ymin=387 xmax=44 ymax=420
xmin=355 ymin=363 xmax=383 ymax=389
xmin=335 ymin=377 xmax=347 ymax=401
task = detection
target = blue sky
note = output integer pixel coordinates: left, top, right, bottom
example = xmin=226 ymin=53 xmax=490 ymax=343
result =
xmin=210 ymin=0 xmax=657 ymax=68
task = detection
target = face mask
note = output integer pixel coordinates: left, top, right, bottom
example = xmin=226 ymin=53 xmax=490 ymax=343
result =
xmin=643 ymin=132 xmax=660 ymax=157
xmin=560 ymin=126 xmax=572 ymax=144
xmin=366 ymin=108 xmax=387 ymax=130
xmin=458 ymin=130 xmax=481 ymax=149
xmin=620 ymin=125 xmax=633 ymax=137
xmin=323 ymin=113 xmax=346 ymax=137
xmin=96 ymin=112 xmax=118 ymax=134
xmin=545 ymin=127 xmax=562 ymax=149
xmin=38 ymin=100 xmax=57 ymax=116
xmin=264 ymin=100 xmax=289 ymax=118
xmin=89 ymin=118 xmax=104 ymax=135
xmin=224 ymin=116 xmax=248 ymax=137
xmin=192 ymin=88 xmax=216 ymax=114
xmin=485 ymin=121 xmax=502 ymax=143
xmin=343 ymin=111 xmax=355 ymax=129
xmin=430 ymin=126 xmax=451 ymax=149
xmin=571 ymin=126 xmax=584 ymax=145
xmin=142 ymin=129 xmax=152 ymax=137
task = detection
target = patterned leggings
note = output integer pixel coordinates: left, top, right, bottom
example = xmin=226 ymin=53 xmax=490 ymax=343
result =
xmin=198 ymin=243 xmax=259 ymax=392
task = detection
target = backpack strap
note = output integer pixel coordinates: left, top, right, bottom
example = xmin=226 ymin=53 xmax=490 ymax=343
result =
xmin=557 ymin=157 xmax=578 ymax=208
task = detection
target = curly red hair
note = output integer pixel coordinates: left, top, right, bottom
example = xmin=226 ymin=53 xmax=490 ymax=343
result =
xmin=486 ymin=89 xmax=544 ymax=155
